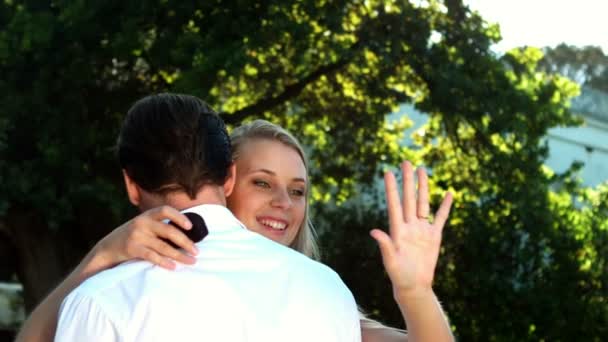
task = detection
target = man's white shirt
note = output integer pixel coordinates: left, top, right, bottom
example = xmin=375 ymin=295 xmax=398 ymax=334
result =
xmin=55 ymin=205 xmax=361 ymax=342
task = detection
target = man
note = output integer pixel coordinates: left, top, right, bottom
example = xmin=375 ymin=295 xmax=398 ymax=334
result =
xmin=53 ymin=93 xmax=361 ymax=341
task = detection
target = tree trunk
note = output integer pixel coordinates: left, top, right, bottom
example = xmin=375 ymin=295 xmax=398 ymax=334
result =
xmin=0 ymin=229 xmax=17 ymax=281
xmin=5 ymin=208 xmax=76 ymax=312
xmin=4 ymin=202 xmax=123 ymax=312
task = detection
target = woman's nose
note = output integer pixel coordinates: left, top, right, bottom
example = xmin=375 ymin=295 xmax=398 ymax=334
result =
xmin=270 ymin=189 xmax=292 ymax=209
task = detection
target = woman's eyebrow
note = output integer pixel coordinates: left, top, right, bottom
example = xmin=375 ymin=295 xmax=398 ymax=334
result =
xmin=249 ymin=168 xmax=306 ymax=183
xmin=249 ymin=168 xmax=275 ymax=176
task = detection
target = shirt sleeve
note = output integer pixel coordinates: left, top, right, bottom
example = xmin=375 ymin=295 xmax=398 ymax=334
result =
xmin=54 ymin=290 xmax=119 ymax=342
xmin=349 ymin=295 xmax=362 ymax=342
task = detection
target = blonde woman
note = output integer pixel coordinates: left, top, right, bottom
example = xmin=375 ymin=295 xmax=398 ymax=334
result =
xmin=17 ymin=120 xmax=454 ymax=342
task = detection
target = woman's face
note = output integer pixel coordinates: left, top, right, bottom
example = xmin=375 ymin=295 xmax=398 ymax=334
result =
xmin=227 ymin=139 xmax=307 ymax=247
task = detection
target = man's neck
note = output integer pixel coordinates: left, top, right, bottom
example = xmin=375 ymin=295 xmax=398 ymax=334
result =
xmin=166 ymin=186 xmax=227 ymax=211
xmin=137 ymin=185 xmax=227 ymax=212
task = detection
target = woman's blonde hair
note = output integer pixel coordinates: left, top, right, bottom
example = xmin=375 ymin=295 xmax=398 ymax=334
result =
xmin=230 ymin=119 xmax=320 ymax=260
xmin=230 ymin=119 xmax=403 ymax=335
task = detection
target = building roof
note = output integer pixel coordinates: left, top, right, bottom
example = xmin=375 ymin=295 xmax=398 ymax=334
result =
xmin=571 ymin=86 xmax=608 ymax=124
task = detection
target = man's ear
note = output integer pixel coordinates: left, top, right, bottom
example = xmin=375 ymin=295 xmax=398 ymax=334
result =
xmin=223 ymin=163 xmax=237 ymax=197
xmin=122 ymin=170 xmax=141 ymax=206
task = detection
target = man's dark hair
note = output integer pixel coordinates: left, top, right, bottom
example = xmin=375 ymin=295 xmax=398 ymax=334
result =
xmin=117 ymin=93 xmax=231 ymax=198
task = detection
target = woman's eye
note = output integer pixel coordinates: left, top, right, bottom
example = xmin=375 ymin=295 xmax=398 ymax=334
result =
xmin=253 ymin=180 xmax=270 ymax=188
xmin=290 ymin=189 xmax=305 ymax=197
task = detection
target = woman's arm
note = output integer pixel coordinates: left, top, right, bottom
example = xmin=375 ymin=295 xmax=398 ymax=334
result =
xmin=15 ymin=206 xmax=197 ymax=342
xmin=365 ymin=161 xmax=454 ymax=342
xmin=360 ymin=316 xmax=409 ymax=342
xmin=361 ymin=288 xmax=449 ymax=342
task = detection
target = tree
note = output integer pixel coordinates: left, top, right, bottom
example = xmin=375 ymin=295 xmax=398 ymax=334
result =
xmin=539 ymin=43 xmax=608 ymax=92
xmin=321 ymin=47 xmax=607 ymax=340
xmin=1 ymin=0 xmax=606 ymax=340
xmin=0 ymin=0 xmax=416 ymax=309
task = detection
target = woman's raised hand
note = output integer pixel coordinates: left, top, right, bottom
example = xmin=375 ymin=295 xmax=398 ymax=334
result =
xmin=370 ymin=161 xmax=453 ymax=298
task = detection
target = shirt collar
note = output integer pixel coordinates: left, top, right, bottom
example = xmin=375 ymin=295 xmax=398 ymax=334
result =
xmin=181 ymin=204 xmax=246 ymax=234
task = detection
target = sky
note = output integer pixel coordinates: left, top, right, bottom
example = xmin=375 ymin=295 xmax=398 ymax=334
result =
xmin=464 ymin=0 xmax=608 ymax=53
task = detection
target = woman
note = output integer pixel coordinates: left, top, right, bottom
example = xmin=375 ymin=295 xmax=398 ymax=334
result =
xmin=16 ymin=120 xmax=454 ymax=342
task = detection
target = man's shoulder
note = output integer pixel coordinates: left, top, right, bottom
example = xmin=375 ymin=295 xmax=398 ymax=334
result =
xmin=253 ymin=236 xmax=347 ymax=287
xmin=68 ymin=260 xmax=153 ymax=302
xmin=59 ymin=261 xmax=156 ymax=328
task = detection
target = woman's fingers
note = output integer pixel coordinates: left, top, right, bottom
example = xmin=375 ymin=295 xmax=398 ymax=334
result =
xmin=138 ymin=246 xmax=177 ymax=270
xmin=416 ymin=167 xmax=430 ymax=220
xmin=125 ymin=223 xmax=197 ymax=267
xmin=146 ymin=206 xmax=192 ymax=230
xmin=125 ymin=210 xmax=199 ymax=265
xmin=97 ymin=206 xmax=201 ymax=272
xmin=432 ymin=192 xmax=453 ymax=231
xmin=148 ymin=237 xmax=197 ymax=265
xmin=402 ymin=161 xmax=417 ymax=222
xmin=384 ymin=171 xmax=404 ymax=237
xmin=152 ymin=223 xmax=198 ymax=256
xmin=370 ymin=229 xmax=396 ymax=265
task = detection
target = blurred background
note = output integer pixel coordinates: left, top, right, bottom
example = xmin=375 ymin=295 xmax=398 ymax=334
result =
xmin=0 ymin=0 xmax=606 ymax=340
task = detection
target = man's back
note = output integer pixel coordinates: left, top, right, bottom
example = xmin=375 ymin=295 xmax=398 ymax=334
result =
xmin=55 ymin=205 xmax=360 ymax=342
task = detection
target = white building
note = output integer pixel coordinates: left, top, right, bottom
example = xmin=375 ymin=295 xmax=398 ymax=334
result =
xmin=546 ymin=87 xmax=608 ymax=187
xmin=395 ymin=86 xmax=608 ymax=187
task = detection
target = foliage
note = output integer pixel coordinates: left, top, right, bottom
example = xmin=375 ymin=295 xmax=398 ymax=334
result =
xmin=539 ymin=43 xmax=608 ymax=92
xmin=415 ymin=47 xmax=606 ymax=340
xmin=0 ymin=0 xmax=606 ymax=340
xmin=320 ymin=45 xmax=607 ymax=340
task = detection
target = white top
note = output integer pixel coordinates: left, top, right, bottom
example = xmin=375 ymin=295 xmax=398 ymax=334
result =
xmin=55 ymin=205 xmax=361 ymax=342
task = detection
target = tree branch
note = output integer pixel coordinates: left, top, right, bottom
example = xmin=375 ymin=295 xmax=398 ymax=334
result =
xmin=221 ymin=50 xmax=356 ymax=125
